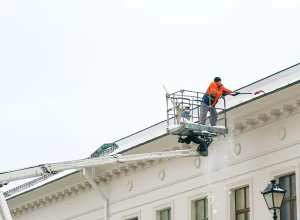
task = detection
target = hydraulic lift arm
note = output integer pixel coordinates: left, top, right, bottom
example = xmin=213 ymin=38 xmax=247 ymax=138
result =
xmin=0 ymin=149 xmax=200 ymax=219
xmin=0 ymin=149 xmax=199 ymax=186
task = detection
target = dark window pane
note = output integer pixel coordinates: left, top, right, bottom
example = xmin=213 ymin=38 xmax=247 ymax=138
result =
xmin=293 ymin=200 xmax=297 ymax=220
xmin=246 ymin=187 xmax=250 ymax=208
xmin=280 ymin=176 xmax=291 ymax=198
xmin=196 ymin=200 xmax=205 ymax=220
xmin=291 ymin=174 xmax=296 ymax=197
xmin=237 ymin=213 xmax=245 ymax=220
xmin=236 ymin=188 xmax=245 ymax=210
xmin=160 ymin=209 xmax=170 ymax=220
xmin=281 ymin=201 xmax=291 ymax=220
xmin=205 ymin=198 xmax=208 ymax=219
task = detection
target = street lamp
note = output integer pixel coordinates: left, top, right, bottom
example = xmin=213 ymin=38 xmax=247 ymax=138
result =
xmin=261 ymin=179 xmax=286 ymax=220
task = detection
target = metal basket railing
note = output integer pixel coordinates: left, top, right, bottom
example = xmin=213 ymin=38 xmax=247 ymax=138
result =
xmin=166 ymin=89 xmax=227 ymax=128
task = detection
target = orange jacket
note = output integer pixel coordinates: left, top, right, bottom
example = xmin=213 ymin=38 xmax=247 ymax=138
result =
xmin=205 ymin=81 xmax=234 ymax=107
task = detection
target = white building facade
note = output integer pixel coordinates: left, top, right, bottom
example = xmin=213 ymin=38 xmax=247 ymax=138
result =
xmin=4 ymin=63 xmax=300 ymax=220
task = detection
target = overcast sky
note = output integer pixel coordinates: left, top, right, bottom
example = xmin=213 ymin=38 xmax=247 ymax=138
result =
xmin=0 ymin=0 xmax=300 ymax=177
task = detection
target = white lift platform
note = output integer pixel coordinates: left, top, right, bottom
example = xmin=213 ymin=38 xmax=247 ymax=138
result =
xmin=0 ymin=149 xmax=200 ymax=219
xmin=164 ymin=87 xmax=228 ymax=156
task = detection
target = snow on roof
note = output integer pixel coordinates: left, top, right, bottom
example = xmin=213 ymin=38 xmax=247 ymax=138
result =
xmin=5 ymin=63 xmax=300 ymax=199
xmin=5 ymin=170 xmax=77 ymax=200
xmin=115 ymin=63 xmax=300 ymax=154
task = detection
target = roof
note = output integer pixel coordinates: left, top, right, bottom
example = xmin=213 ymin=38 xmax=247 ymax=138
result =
xmin=5 ymin=62 xmax=300 ymax=199
xmin=113 ymin=62 xmax=300 ymax=154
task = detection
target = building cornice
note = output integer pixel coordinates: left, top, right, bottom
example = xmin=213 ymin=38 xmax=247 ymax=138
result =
xmin=233 ymin=99 xmax=300 ymax=134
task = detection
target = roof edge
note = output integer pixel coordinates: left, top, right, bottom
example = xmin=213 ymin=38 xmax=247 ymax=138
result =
xmin=111 ymin=62 xmax=300 ymax=145
xmin=234 ymin=62 xmax=300 ymax=91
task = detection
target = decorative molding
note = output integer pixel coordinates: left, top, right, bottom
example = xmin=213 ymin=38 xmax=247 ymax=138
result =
xmin=257 ymin=114 xmax=267 ymax=123
xmin=232 ymin=143 xmax=241 ymax=155
xmin=146 ymin=160 xmax=155 ymax=166
xmin=234 ymin=123 xmax=243 ymax=132
xmin=127 ymin=181 xmax=133 ymax=191
xmin=120 ymin=166 xmax=129 ymax=175
xmin=137 ymin=161 xmax=146 ymax=168
xmin=270 ymin=109 xmax=280 ymax=119
xmin=270 ymin=164 xmax=297 ymax=176
xmin=245 ymin=119 xmax=255 ymax=128
xmin=277 ymin=127 xmax=286 ymax=140
xmin=159 ymin=170 xmax=165 ymax=180
xmin=283 ymin=104 xmax=293 ymax=114
xmin=194 ymin=157 xmax=201 ymax=168
xmin=104 ymin=172 xmax=112 ymax=180
xmin=234 ymin=100 xmax=300 ymax=135
xmin=112 ymin=169 xmax=120 ymax=177
xmin=128 ymin=163 xmax=137 ymax=171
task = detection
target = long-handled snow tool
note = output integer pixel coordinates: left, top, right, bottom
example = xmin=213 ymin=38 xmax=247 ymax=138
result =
xmin=225 ymin=90 xmax=265 ymax=96
xmin=163 ymin=85 xmax=183 ymax=122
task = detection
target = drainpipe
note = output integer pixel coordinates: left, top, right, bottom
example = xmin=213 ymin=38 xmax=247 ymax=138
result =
xmin=0 ymin=191 xmax=12 ymax=220
xmin=83 ymin=168 xmax=109 ymax=220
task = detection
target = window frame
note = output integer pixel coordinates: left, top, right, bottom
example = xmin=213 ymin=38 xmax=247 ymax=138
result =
xmin=271 ymin=163 xmax=300 ymax=220
xmin=235 ymin=186 xmax=250 ymax=220
xmin=122 ymin=210 xmax=141 ymax=220
xmin=153 ymin=200 xmax=174 ymax=220
xmin=188 ymin=191 xmax=211 ymax=220
xmin=279 ymin=173 xmax=297 ymax=220
xmin=160 ymin=208 xmax=171 ymax=220
xmin=226 ymin=177 xmax=253 ymax=220
xmin=195 ymin=198 xmax=209 ymax=220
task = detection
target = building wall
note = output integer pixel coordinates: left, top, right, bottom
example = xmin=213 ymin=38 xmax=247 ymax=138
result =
xmin=7 ymin=84 xmax=300 ymax=220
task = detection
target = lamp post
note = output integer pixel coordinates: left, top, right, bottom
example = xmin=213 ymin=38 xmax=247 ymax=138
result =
xmin=261 ymin=179 xmax=286 ymax=220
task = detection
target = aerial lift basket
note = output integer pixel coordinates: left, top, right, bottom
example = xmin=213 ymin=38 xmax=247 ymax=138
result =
xmin=164 ymin=87 xmax=229 ymax=156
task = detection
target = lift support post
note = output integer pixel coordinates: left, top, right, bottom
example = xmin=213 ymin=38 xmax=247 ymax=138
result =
xmin=0 ymin=192 xmax=12 ymax=220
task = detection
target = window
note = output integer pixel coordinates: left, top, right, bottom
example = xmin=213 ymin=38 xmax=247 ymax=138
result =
xmin=160 ymin=208 xmax=171 ymax=220
xmin=154 ymin=201 xmax=173 ymax=220
xmin=280 ymin=174 xmax=297 ymax=220
xmin=122 ymin=210 xmax=140 ymax=220
xmin=195 ymin=198 xmax=208 ymax=220
xmin=189 ymin=193 xmax=210 ymax=220
xmin=235 ymin=186 xmax=250 ymax=220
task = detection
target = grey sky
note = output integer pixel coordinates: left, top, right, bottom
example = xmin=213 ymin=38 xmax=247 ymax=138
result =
xmin=0 ymin=0 xmax=300 ymax=174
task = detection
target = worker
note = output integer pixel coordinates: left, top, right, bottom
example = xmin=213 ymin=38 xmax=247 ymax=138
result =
xmin=199 ymin=77 xmax=239 ymax=126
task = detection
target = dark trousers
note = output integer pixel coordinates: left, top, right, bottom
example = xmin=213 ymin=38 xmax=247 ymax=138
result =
xmin=199 ymin=102 xmax=218 ymax=126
